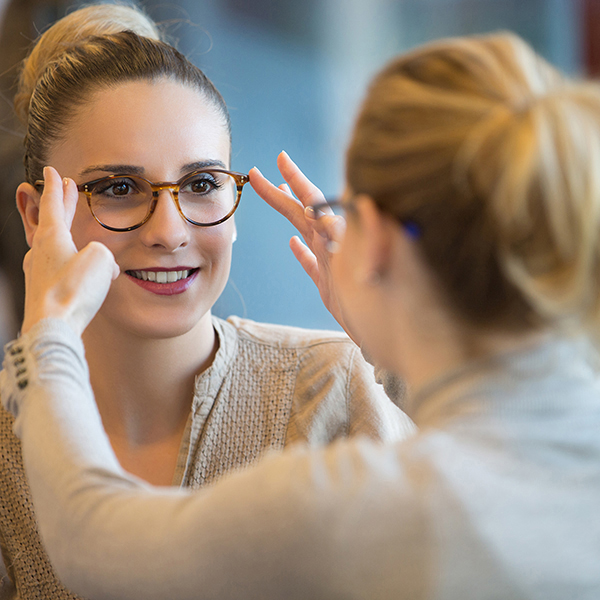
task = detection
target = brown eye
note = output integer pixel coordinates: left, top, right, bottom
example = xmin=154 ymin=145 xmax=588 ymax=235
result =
xmin=181 ymin=172 xmax=223 ymax=197
xmin=189 ymin=180 xmax=212 ymax=194
xmin=111 ymin=182 xmax=132 ymax=196
xmin=91 ymin=178 xmax=141 ymax=198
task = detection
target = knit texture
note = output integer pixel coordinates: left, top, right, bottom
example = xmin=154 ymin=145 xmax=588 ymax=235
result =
xmin=0 ymin=409 xmax=78 ymax=600
xmin=186 ymin=342 xmax=296 ymax=487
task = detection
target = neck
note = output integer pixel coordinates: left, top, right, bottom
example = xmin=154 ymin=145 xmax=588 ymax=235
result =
xmin=82 ymin=312 xmax=218 ymax=445
xmin=374 ymin=234 xmax=548 ymax=397
xmin=388 ymin=298 xmax=547 ymax=396
xmin=412 ymin=327 xmax=545 ymax=394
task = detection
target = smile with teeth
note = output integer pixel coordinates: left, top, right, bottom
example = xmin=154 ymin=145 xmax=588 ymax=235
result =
xmin=128 ymin=269 xmax=194 ymax=283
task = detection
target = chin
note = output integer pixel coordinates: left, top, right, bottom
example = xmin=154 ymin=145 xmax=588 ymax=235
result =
xmin=347 ymin=310 xmax=400 ymax=374
xmin=358 ymin=336 xmax=393 ymax=371
xmin=89 ymin=299 xmax=213 ymax=341
xmin=130 ymin=320 xmax=203 ymax=340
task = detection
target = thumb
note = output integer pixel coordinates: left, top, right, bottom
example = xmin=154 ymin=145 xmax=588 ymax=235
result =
xmin=72 ymin=241 xmax=119 ymax=290
xmin=63 ymin=241 xmax=119 ymax=335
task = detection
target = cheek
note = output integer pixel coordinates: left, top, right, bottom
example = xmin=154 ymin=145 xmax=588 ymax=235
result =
xmin=194 ymin=221 xmax=235 ymax=265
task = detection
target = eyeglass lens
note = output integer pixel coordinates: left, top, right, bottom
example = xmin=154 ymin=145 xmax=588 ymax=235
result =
xmin=87 ymin=170 xmax=238 ymax=229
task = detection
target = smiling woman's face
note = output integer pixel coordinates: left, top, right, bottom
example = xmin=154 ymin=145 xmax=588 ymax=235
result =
xmin=46 ymin=78 xmax=234 ymax=339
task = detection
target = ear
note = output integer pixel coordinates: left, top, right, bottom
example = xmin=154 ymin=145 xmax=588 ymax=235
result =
xmin=353 ymin=195 xmax=397 ymax=284
xmin=16 ymin=182 xmax=40 ymax=247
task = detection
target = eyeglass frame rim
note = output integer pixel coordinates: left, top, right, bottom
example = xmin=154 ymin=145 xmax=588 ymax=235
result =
xmin=33 ymin=168 xmax=250 ymax=232
xmin=308 ymin=197 xmax=355 ymax=219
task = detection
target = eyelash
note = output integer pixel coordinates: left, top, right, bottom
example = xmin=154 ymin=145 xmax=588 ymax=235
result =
xmin=94 ymin=179 xmax=138 ymax=195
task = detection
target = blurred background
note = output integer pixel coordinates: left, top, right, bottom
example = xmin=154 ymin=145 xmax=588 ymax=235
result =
xmin=0 ymin=0 xmax=598 ymax=345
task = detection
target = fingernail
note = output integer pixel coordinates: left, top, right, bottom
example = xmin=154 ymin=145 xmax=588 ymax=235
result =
xmin=43 ymin=166 xmax=49 ymax=179
xmin=252 ymin=166 xmax=262 ymax=176
xmin=63 ymin=177 xmax=69 ymax=189
xmin=304 ymin=206 xmax=316 ymax=220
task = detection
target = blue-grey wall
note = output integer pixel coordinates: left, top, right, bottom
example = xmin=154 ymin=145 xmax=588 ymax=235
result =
xmin=93 ymin=0 xmax=587 ymax=330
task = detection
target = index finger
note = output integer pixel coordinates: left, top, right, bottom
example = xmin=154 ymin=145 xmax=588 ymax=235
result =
xmin=37 ymin=166 xmax=69 ymax=233
xmin=249 ymin=166 xmax=307 ymax=232
xmin=276 ymin=151 xmax=325 ymax=208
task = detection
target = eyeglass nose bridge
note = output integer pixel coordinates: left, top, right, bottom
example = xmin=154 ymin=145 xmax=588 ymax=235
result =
xmin=151 ymin=182 xmax=181 ymax=196
xmin=144 ymin=181 xmax=187 ymax=223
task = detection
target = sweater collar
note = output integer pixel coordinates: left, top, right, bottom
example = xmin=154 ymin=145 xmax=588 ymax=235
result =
xmin=190 ymin=316 xmax=239 ymax=413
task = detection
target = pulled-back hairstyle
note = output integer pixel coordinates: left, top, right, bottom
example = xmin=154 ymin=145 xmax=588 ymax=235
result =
xmin=347 ymin=33 xmax=600 ymax=334
xmin=16 ymin=3 xmax=230 ymax=184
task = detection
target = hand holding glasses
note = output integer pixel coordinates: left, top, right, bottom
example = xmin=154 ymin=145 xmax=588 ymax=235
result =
xmin=249 ymin=152 xmax=358 ymax=344
xmin=23 ymin=167 xmax=119 ymax=336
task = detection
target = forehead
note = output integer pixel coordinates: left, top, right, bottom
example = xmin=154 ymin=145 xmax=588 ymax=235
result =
xmin=48 ymin=78 xmax=231 ymax=176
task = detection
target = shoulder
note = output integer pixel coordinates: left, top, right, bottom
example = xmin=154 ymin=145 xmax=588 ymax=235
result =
xmin=223 ymin=315 xmax=351 ymax=348
xmin=223 ymin=316 xmax=355 ymax=356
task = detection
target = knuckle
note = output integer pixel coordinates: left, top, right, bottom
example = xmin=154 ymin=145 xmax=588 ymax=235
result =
xmin=85 ymin=241 xmax=114 ymax=263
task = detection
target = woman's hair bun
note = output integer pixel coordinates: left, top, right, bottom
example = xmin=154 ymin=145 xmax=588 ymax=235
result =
xmin=15 ymin=3 xmax=161 ymax=125
xmin=348 ymin=32 xmax=600 ymax=333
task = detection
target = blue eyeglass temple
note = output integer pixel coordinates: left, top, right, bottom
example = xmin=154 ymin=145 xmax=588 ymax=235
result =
xmin=402 ymin=221 xmax=421 ymax=239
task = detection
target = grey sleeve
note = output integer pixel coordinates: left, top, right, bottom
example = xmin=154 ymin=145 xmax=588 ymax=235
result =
xmin=0 ymin=320 xmax=423 ymax=600
xmin=0 ymin=320 xmax=380 ymax=600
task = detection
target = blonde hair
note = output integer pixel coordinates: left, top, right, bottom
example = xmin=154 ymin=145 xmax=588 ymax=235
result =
xmin=14 ymin=3 xmax=161 ymax=126
xmin=347 ymin=32 xmax=600 ymax=334
xmin=16 ymin=3 xmax=230 ymax=184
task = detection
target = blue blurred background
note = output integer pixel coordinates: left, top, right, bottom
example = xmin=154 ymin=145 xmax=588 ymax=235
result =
xmin=0 ymin=0 xmax=596 ymax=343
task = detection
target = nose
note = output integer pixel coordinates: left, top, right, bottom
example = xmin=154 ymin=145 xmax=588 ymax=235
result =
xmin=138 ymin=188 xmax=189 ymax=251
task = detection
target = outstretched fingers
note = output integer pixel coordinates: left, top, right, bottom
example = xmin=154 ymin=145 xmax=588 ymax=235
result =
xmin=33 ymin=168 xmax=79 ymax=261
xmin=250 ymin=152 xmax=355 ymax=340
xmin=249 ymin=166 xmax=307 ymax=233
xmin=250 ymin=152 xmax=335 ymax=250
xmin=289 ymin=236 xmax=319 ymax=286
xmin=276 ymin=151 xmax=325 ymax=208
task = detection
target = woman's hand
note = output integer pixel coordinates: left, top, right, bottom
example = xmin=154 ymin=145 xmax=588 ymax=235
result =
xmin=249 ymin=152 xmax=358 ymax=345
xmin=21 ymin=166 xmax=119 ymax=336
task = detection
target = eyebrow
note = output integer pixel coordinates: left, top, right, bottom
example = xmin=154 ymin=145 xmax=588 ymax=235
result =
xmin=78 ymin=159 xmax=228 ymax=178
xmin=180 ymin=160 xmax=227 ymax=173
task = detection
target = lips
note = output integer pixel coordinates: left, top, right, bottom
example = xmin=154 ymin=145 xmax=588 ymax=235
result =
xmin=124 ymin=268 xmax=199 ymax=296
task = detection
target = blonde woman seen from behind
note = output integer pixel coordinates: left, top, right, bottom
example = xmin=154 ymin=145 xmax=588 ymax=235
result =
xmin=0 ymin=4 xmax=413 ymax=598
xmin=3 ymin=31 xmax=600 ymax=599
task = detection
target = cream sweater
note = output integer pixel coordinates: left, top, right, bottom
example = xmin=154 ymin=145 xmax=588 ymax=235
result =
xmin=0 ymin=317 xmax=413 ymax=599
